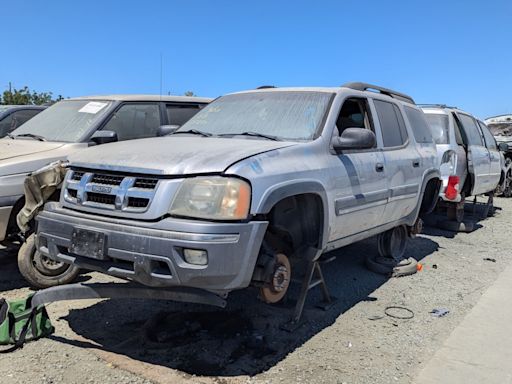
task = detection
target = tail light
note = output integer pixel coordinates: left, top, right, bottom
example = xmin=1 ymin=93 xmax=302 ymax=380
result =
xmin=445 ymin=175 xmax=460 ymax=200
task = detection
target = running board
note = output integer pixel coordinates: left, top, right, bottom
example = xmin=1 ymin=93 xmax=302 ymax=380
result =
xmin=31 ymin=282 xmax=227 ymax=308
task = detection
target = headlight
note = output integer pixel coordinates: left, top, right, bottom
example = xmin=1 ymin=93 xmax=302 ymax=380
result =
xmin=170 ymin=177 xmax=251 ymax=220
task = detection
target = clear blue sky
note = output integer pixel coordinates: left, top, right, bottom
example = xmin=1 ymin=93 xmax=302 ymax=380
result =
xmin=2 ymin=0 xmax=511 ymax=118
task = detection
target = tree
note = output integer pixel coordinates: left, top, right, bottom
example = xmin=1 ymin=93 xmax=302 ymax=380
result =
xmin=183 ymin=91 xmax=196 ymax=97
xmin=0 ymin=85 xmax=63 ymax=105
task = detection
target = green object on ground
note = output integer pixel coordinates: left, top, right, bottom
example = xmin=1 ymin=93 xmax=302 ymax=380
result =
xmin=0 ymin=293 xmax=54 ymax=352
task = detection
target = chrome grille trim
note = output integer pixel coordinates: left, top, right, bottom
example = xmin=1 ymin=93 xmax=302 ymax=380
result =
xmin=65 ymin=170 xmax=158 ymax=212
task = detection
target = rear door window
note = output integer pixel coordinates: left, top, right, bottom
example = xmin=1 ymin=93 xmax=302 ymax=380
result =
xmin=166 ymin=104 xmax=203 ymax=126
xmin=458 ymin=113 xmax=483 ymax=146
xmin=374 ymin=99 xmax=408 ymax=147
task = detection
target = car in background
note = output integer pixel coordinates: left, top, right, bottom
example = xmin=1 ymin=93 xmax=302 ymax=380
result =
xmin=485 ymin=114 xmax=512 ymax=197
xmin=421 ymin=105 xmax=501 ymax=221
xmin=0 ymin=94 xmax=211 ymax=288
xmin=0 ymin=105 xmax=46 ymax=137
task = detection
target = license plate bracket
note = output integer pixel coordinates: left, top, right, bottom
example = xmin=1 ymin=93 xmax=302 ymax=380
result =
xmin=69 ymin=228 xmax=106 ymax=260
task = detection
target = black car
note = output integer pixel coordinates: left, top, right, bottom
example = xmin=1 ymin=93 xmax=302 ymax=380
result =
xmin=0 ymin=105 xmax=47 ymax=137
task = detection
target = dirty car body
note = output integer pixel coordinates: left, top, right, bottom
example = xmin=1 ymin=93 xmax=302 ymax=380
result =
xmin=36 ymin=84 xmax=441 ymax=296
xmin=0 ymin=95 xmax=211 ymax=242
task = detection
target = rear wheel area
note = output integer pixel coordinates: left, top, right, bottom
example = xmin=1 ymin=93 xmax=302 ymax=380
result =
xmin=18 ymin=234 xmax=80 ymax=289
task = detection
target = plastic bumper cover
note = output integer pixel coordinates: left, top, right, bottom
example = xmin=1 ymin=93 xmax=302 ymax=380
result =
xmin=36 ymin=203 xmax=268 ymax=291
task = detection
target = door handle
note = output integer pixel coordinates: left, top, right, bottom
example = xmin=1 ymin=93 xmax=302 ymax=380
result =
xmin=412 ymin=160 xmax=420 ymax=168
xmin=375 ymin=163 xmax=384 ymax=172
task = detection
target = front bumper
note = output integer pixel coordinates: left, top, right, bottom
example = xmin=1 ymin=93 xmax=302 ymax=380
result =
xmin=36 ymin=202 xmax=268 ymax=291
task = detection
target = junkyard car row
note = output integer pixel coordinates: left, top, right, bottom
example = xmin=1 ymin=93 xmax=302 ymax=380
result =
xmin=0 ymin=83 xmax=506 ymax=314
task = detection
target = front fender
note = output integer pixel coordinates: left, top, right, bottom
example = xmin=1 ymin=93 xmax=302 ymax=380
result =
xmin=255 ymin=179 xmax=330 ymax=249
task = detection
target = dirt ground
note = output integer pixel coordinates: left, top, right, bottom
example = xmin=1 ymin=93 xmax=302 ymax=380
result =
xmin=0 ymin=197 xmax=510 ymax=384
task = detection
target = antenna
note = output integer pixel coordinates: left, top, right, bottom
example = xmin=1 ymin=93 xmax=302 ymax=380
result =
xmin=159 ymin=53 xmax=163 ymax=100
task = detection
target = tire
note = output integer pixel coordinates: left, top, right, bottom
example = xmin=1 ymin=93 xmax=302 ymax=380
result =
xmin=503 ymin=172 xmax=512 ymax=198
xmin=17 ymin=234 xmax=80 ymax=289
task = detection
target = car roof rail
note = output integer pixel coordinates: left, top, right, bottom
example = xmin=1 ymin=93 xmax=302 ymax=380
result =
xmin=342 ymin=82 xmax=415 ymax=104
xmin=256 ymin=85 xmax=276 ymax=89
xmin=417 ymin=103 xmax=458 ymax=110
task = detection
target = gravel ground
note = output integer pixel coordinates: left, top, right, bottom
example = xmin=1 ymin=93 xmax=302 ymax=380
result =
xmin=0 ymin=197 xmax=510 ymax=384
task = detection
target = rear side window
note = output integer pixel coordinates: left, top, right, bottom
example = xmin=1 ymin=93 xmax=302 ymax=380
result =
xmin=424 ymin=113 xmax=449 ymax=144
xmin=458 ymin=114 xmax=483 ymax=146
xmin=478 ymin=121 xmax=497 ymax=150
xmin=166 ymin=104 xmax=203 ymax=126
xmin=405 ymin=107 xmax=433 ymax=143
xmin=374 ymin=100 xmax=408 ymax=147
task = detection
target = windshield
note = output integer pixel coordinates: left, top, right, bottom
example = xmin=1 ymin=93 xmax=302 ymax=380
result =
xmin=425 ymin=113 xmax=449 ymax=144
xmin=178 ymin=91 xmax=333 ymax=141
xmin=10 ymin=99 xmax=114 ymax=142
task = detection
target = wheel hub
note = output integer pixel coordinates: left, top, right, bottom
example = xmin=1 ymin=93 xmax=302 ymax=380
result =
xmin=260 ymin=253 xmax=291 ymax=303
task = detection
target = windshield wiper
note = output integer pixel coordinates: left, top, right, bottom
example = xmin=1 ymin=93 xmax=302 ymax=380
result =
xmin=14 ymin=133 xmax=47 ymax=141
xmin=223 ymin=131 xmax=281 ymax=141
xmin=171 ymin=129 xmax=212 ymax=137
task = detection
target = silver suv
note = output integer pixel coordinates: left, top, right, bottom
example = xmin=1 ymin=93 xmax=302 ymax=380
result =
xmin=421 ymin=105 xmax=501 ymax=221
xmin=35 ymin=83 xmax=441 ymax=308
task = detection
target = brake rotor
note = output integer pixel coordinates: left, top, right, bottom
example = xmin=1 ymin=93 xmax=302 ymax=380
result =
xmin=260 ymin=253 xmax=291 ymax=304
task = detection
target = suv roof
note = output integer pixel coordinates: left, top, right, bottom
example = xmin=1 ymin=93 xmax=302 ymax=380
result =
xmin=232 ymin=82 xmax=416 ymax=104
xmin=69 ymin=94 xmax=212 ymax=103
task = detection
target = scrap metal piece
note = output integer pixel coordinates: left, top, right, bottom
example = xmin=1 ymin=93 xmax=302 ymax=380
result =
xmin=31 ymin=282 xmax=227 ymax=308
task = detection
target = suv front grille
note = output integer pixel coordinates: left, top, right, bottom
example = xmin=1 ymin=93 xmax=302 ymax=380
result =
xmin=91 ymin=174 xmax=124 ymax=186
xmin=65 ymin=170 xmax=159 ymax=212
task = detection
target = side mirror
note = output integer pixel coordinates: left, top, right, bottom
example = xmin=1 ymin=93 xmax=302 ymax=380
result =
xmin=332 ymin=128 xmax=376 ymax=152
xmin=498 ymin=142 xmax=509 ymax=152
xmin=157 ymin=124 xmax=180 ymax=137
xmin=90 ymin=130 xmax=118 ymax=145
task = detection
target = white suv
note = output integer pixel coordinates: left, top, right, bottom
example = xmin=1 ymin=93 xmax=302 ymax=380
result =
xmin=421 ymin=105 xmax=501 ymax=221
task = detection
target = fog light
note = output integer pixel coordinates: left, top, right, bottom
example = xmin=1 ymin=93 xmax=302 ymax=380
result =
xmin=183 ymin=249 xmax=208 ymax=265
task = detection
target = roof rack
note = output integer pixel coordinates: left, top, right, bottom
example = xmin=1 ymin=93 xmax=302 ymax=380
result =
xmin=256 ymin=85 xmax=276 ymax=89
xmin=417 ymin=103 xmax=458 ymax=110
xmin=342 ymin=82 xmax=415 ymax=104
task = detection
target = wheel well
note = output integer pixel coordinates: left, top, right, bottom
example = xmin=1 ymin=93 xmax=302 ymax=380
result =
xmin=420 ymin=177 xmax=442 ymax=214
xmin=6 ymin=196 xmax=25 ymax=236
xmin=265 ymin=193 xmax=323 ymax=258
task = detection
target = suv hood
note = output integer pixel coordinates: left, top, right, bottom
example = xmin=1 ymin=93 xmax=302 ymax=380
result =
xmin=0 ymin=139 xmax=65 ymax=161
xmin=69 ymin=136 xmax=296 ymax=175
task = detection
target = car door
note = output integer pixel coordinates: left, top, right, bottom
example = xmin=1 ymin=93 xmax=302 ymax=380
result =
xmin=373 ymin=99 xmax=421 ymax=224
xmin=479 ymin=120 xmax=501 ymax=190
xmin=329 ymin=96 xmax=388 ymax=240
xmin=456 ymin=113 xmax=491 ymax=195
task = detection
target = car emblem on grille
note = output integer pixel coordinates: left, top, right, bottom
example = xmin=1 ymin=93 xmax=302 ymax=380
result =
xmin=91 ymin=185 xmax=112 ymax=193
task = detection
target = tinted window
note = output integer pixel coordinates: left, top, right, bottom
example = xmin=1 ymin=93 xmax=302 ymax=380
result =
xmin=406 ymin=107 xmax=433 ymax=143
xmin=478 ymin=121 xmax=497 ymax=150
xmin=458 ymin=114 xmax=483 ymax=146
xmin=374 ymin=100 xmax=408 ymax=147
xmin=166 ymin=104 xmax=203 ymax=126
xmin=102 ymin=103 xmax=161 ymax=141
xmin=336 ymin=98 xmax=374 ymax=135
xmin=11 ymin=109 xmax=41 ymax=128
xmin=0 ymin=114 xmax=14 ymax=137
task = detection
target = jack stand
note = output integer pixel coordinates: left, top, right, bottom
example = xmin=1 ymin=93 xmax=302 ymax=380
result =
xmin=281 ymin=256 xmax=336 ymax=332
xmin=481 ymin=193 xmax=494 ymax=218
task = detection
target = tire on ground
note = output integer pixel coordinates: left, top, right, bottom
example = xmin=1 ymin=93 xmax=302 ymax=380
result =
xmin=17 ymin=233 xmax=80 ymax=289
